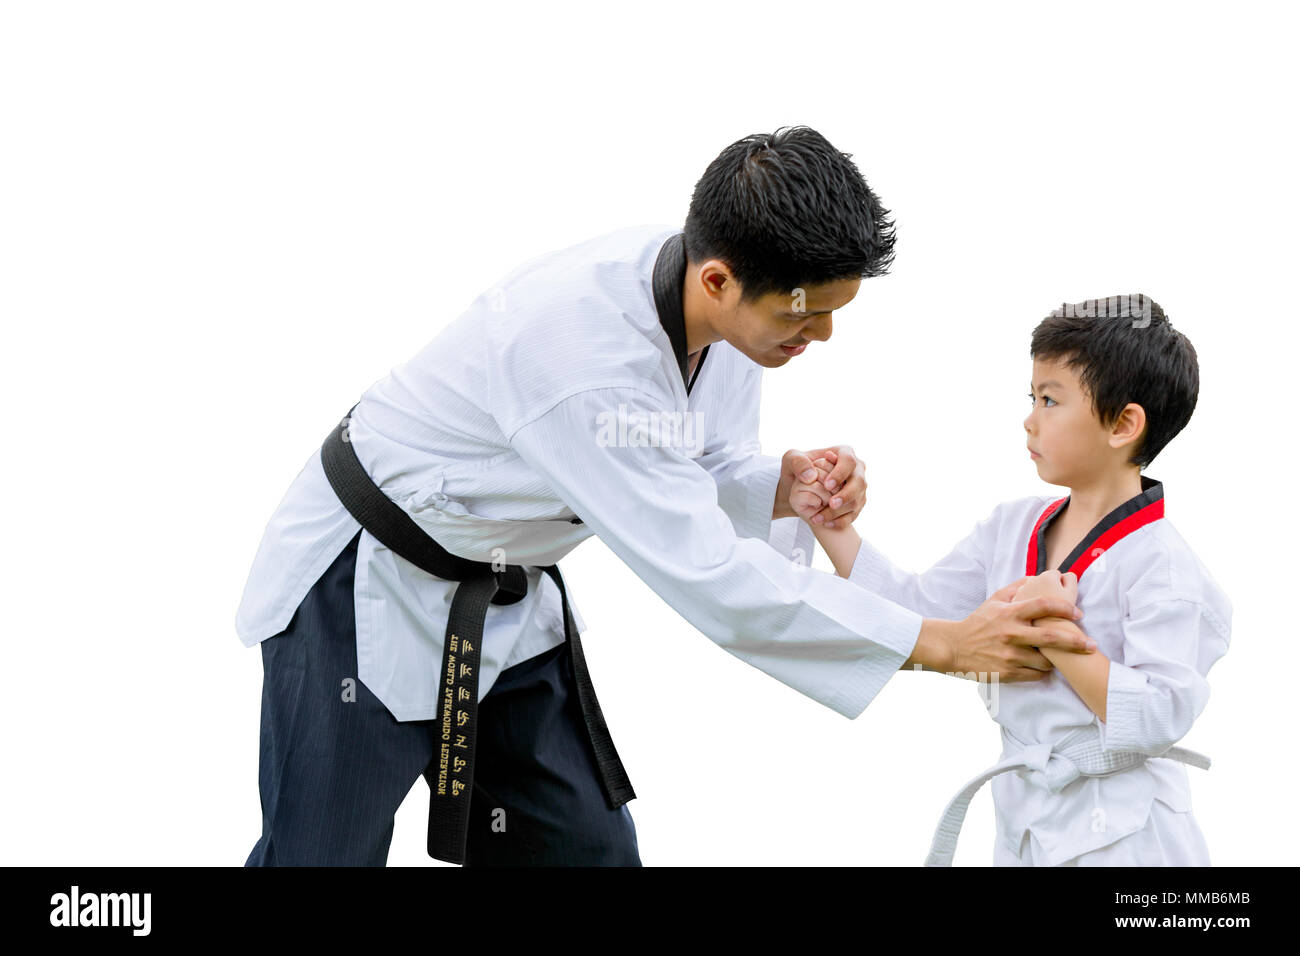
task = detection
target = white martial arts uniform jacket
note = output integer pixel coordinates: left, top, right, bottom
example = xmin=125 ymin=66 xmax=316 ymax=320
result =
xmin=235 ymin=224 xmax=924 ymax=722
xmin=848 ymin=478 xmax=1232 ymax=865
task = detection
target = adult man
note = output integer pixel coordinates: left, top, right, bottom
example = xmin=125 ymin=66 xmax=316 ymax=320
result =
xmin=235 ymin=126 xmax=1087 ymax=866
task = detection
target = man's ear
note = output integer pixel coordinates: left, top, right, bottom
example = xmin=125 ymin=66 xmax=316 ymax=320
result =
xmin=1109 ymin=402 xmax=1147 ymax=453
xmin=699 ymin=259 xmax=738 ymax=301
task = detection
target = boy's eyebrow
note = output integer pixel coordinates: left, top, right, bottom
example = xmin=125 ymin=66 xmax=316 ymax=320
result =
xmin=1031 ymin=380 xmax=1064 ymax=391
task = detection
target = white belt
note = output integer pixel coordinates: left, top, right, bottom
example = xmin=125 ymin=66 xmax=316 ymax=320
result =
xmin=924 ymin=725 xmax=1210 ymax=866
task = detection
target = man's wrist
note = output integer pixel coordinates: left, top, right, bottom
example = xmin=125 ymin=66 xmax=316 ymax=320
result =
xmin=906 ymin=618 xmax=957 ymax=673
xmin=772 ymin=493 xmax=795 ymax=521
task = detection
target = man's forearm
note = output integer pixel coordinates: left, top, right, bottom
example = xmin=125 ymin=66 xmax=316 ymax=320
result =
xmin=1034 ymin=616 xmax=1111 ymax=721
xmin=772 ymin=460 xmax=796 ymax=521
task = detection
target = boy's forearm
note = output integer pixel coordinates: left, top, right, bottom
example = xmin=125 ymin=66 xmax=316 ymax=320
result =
xmin=811 ymin=521 xmax=862 ymax=579
xmin=1034 ymin=616 xmax=1111 ymax=722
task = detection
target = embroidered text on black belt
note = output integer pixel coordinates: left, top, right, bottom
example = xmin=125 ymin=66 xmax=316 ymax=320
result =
xmin=320 ymin=403 xmax=635 ymax=865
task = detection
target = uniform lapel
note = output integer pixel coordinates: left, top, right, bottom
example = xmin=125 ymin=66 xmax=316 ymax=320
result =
xmin=652 ymin=232 xmax=710 ymax=396
xmin=1024 ymin=476 xmax=1165 ymax=580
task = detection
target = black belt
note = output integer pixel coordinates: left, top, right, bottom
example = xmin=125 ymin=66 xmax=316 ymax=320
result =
xmin=319 ymin=403 xmax=635 ymax=865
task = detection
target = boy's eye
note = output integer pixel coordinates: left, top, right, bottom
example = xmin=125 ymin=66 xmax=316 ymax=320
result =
xmin=1027 ymin=392 xmax=1058 ymax=407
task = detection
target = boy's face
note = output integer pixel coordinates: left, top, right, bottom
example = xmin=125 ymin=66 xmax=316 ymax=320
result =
xmin=715 ymin=276 xmax=860 ymax=368
xmin=1024 ymin=356 xmax=1122 ymax=486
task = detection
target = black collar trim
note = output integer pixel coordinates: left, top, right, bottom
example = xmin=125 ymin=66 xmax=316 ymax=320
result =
xmin=652 ymin=232 xmax=709 ymax=396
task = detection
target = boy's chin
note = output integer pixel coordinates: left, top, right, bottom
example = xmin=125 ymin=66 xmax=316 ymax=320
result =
xmin=1032 ymin=461 xmax=1072 ymax=488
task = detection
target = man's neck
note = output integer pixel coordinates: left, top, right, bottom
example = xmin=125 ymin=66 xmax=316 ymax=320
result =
xmin=1065 ymin=467 xmax=1145 ymax=528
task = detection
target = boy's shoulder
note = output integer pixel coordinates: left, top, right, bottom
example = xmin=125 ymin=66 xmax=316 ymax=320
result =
xmin=981 ymin=492 xmax=1065 ymax=532
xmin=1125 ymin=518 xmax=1233 ymax=632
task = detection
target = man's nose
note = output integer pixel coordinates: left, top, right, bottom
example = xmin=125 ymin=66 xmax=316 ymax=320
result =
xmin=804 ymin=314 xmax=833 ymax=342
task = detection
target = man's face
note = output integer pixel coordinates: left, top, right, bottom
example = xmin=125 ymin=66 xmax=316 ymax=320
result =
xmin=1024 ymin=356 xmax=1116 ymax=486
xmin=715 ymin=276 xmax=861 ymax=368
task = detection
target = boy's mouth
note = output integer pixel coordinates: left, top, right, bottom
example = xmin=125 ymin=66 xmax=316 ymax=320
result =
xmin=1028 ymin=445 xmax=1042 ymax=460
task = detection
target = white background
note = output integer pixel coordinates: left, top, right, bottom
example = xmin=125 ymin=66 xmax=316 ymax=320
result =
xmin=3 ymin=1 xmax=1295 ymax=867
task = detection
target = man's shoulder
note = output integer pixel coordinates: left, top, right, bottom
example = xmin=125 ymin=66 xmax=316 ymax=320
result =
xmin=492 ymin=224 xmax=678 ymax=304
xmin=480 ymin=224 xmax=678 ymax=346
xmin=476 ymin=225 xmax=686 ymax=438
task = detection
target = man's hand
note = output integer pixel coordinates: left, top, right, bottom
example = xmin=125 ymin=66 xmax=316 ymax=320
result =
xmin=908 ymin=577 xmax=1095 ymax=681
xmin=774 ymin=446 xmax=865 ymax=528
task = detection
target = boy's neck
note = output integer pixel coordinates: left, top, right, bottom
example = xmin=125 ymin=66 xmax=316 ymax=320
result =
xmin=1063 ymin=467 xmax=1145 ymax=528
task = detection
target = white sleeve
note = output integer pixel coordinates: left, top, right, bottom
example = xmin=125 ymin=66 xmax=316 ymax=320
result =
xmin=1098 ymin=591 xmax=1231 ymax=755
xmin=506 ymin=386 xmax=924 ymax=719
xmin=692 ymin=364 xmax=814 ymax=566
xmin=845 ymin=506 xmax=1000 ymax=620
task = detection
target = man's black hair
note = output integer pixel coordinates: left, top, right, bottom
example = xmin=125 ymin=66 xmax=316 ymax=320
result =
xmin=683 ymin=126 xmax=896 ymax=304
xmin=1030 ymin=295 xmax=1199 ymax=468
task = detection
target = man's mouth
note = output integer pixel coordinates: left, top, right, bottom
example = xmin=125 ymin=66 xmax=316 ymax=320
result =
xmin=780 ymin=342 xmax=807 ymax=356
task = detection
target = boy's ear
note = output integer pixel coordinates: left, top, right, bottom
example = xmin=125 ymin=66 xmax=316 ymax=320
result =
xmin=1108 ymin=402 xmax=1147 ymax=453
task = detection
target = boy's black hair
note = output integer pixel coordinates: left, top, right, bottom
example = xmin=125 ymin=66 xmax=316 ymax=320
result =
xmin=683 ymin=126 xmax=895 ymax=304
xmin=1031 ymin=295 xmax=1199 ymax=468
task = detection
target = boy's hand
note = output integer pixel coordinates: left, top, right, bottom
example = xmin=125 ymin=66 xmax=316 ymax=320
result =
xmin=776 ymin=446 xmax=867 ymax=527
xmin=1014 ymin=570 xmax=1078 ymax=608
xmin=790 ymin=457 xmax=844 ymax=528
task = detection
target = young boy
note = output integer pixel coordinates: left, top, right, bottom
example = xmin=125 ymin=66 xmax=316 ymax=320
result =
xmin=794 ymin=295 xmax=1232 ymax=866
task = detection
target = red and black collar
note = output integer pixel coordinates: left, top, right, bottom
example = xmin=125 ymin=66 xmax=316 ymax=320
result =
xmin=1024 ymin=476 xmax=1165 ymax=580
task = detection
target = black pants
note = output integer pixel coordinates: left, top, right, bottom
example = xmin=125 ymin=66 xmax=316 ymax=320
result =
xmin=245 ymin=531 xmax=641 ymax=866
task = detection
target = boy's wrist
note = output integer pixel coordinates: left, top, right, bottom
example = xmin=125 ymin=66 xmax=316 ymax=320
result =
xmin=811 ymin=517 xmax=859 ymax=541
xmin=810 ymin=518 xmax=862 ymax=578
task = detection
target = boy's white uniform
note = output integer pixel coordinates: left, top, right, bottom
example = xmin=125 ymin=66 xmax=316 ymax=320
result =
xmin=848 ymin=477 xmax=1232 ymax=866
